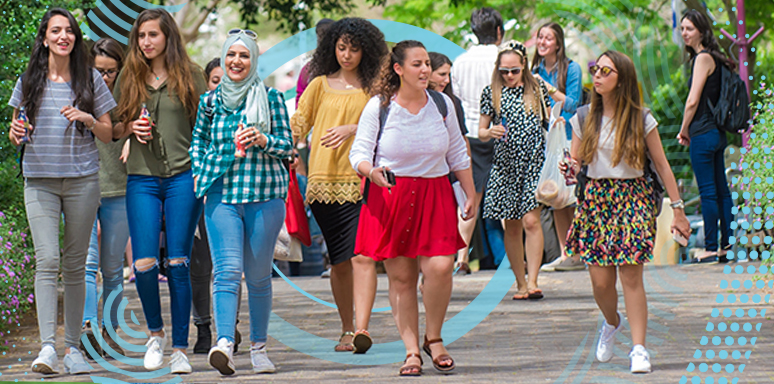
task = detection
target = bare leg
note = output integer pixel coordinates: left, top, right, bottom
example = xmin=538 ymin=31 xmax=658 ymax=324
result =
xmin=419 ymin=255 xmax=454 ymax=367
xmin=503 ymin=219 xmax=527 ymax=293
xmin=619 ymin=264 xmax=647 ymax=346
xmin=522 ymin=208 xmax=544 ymax=290
xmin=329 ymin=259 xmax=354 ymax=348
xmin=587 ymin=265 xmax=620 ymax=327
xmin=352 ymin=255 xmax=377 ymax=332
xmin=383 ymin=257 xmax=421 ymax=373
xmin=553 ymin=206 xmax=576 ymax=261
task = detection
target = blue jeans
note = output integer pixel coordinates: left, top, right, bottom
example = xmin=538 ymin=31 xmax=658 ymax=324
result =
xmin=690 ymin=129 xmax=734 ymax=251
xmin=126 ymin=170 xmax=202 ymax=349
xmin=205 ymin=178 xmax=285 ymax=344
xmin=83 ymin=196 xmax=129 ymax=330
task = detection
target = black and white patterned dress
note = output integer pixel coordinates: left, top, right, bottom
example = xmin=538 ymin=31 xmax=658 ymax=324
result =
xmin=480 ymin=83 xmax=549 ymax=220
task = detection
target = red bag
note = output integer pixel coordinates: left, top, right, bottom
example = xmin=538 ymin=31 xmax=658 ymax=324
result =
xmin=285 ymin=169 xmax=312 ymax=246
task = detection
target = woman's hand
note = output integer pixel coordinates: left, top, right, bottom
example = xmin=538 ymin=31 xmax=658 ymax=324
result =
xmin=670 ymin=210 xmax=691 ymax=240
xmin=237 ymin=125 xmax=268 ymax=149
xmin=320 ymin=125 xmax=355 ymax=149
xmin=369 ymin=166 xmax=393 ymax=188
xmin=461 ymin=196 xmax=477 ymax=221
xmin=486 ymin=124 xmax=506 ymax=141
xmin=131 ymin=118 xmax=152 ymax=144
xmin=677 ymin=129 xmax=690 ymax=147
xmin=8 ymin=117 xmax=32 ymax=146
xmin=119 ymin=139 xmax=131 ymax=163
xmin=558 ymin=157 xmax=579 ymax=176
xmin=61 ymin=105 xmax=93 ymax=127
xmin=552 ymin=116 xmax=566 ymax=130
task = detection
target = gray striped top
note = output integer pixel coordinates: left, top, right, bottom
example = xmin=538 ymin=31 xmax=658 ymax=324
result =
xmin=8 ymin=69 xmax=116 ymax=178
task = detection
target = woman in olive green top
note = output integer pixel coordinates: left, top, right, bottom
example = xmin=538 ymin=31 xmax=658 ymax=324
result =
xmin=113 ymin=9 xmax=207 ymax=374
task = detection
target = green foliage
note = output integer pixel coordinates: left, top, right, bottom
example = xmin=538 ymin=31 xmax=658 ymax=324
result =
xmin=0 ymin=208 xmax=35 ymax=341
xmin=738 ymin=83 xmax=774 ymax=247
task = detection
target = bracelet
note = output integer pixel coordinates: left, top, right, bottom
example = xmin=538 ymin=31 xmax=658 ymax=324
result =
xmin=548 ymin=86 xmax=558 ymax=95
xmin=670 ymin=199 xmax=685 ymax=209
xmin=88 ymin=115 xmax=96 ymax=130
xmin=368 ymin=167 xmax=378 ymax=181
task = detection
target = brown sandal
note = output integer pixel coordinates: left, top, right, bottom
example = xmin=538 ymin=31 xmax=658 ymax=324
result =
xmin=399 ymin=353 xmax=423 ymax=376
xmin=422 ymin=336 xmax=455 ymax=372
xmin=353 ymin=330 xmax=372 ymax=354
xmin=334 ymin=332 xmax=354 ymax=352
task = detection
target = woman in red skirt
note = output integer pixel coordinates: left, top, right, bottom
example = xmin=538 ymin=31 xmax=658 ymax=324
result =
xmin=349 ymin=40 xmax=476 ymax=376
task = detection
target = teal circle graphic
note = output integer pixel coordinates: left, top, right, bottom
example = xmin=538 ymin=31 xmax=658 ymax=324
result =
xmin=259 ymin=20 xmax=514 ymax=364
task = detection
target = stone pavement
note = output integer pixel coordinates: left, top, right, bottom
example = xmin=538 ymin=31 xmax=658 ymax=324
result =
xmin=1 ymin=262 xmax=772 ymax=383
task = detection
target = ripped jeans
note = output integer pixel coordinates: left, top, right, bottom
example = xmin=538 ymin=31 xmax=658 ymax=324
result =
xmin=126 ymin=170 xmax=202 ymax=349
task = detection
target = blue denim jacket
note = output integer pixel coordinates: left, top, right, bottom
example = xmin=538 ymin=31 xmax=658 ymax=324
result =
xmin=534 ymin=60 xmax=583 ymax=140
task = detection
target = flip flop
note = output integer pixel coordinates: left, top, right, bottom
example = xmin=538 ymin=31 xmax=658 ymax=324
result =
xmin=528 ymin=288 xmax=544 ymax=300
xmin=512 ymin=291 xmax=529 ymax=300
xmin=353 ymin=330 xmax=372 ymax=354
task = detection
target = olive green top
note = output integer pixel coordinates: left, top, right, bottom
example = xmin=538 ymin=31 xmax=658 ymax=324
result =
xmin=113 ymin=66 xmax=207 ymax=178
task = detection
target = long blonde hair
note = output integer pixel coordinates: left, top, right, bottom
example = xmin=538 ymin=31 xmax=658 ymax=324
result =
xmin=491 ymin=41 xmax=543 ymax=119
xmin=579 ymin=50 xmax=645 ymax=169
xmin=116 ymin=9 xmax=200 ymax=126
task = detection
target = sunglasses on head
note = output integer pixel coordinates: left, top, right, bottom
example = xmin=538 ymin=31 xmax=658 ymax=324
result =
xmin=589 ymin=65 xmax=617 ymax=77
xmin=228 ymin=28 xmax=258 ymax=40
xmin=498 ymin=67 xmax=522 ymax=76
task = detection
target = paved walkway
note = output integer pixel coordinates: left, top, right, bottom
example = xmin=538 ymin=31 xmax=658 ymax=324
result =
xmin=1 ymin=262 xmax=772 ymax=383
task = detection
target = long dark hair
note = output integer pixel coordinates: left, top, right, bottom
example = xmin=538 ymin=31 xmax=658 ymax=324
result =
xmin=307 ymin=18 xmax=388 ymax=96
xmin=428 ymin=52 xmax=454 ymax=100
xmin=21 ymin=8 xmax=93 ymax=130
xmin=374 ymin=40 xmax=426 ymax=107
xmin=579 ymin=51 xmax=645 ymax=170
xmin=681 ymin=10 xmax=734 ymax=70
xmin=116 ymin=8 xmax=200 ymax=126
xmin=530 ymin=22 xmax=570 ymax=93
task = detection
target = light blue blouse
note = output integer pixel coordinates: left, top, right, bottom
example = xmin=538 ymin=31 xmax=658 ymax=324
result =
xmin=535 ymin=59 xmax=583 ymax=140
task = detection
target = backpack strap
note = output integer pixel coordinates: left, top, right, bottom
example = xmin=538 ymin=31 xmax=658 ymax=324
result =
xmin=427 ymin=89 xmax=448 ymax=121
xmin=202 ymin=89 xmax=217 ymax=117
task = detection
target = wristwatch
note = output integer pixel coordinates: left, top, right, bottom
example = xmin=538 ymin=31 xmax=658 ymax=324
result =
xmin=88 ymin=115 xmax=97 ymax=130
xmin=670 ymin=199 xmax=685 ymax=209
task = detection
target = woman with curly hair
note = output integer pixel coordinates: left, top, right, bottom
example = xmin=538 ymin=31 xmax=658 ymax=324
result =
xmin=349 ymin=40 xmax=475 ymax=376
xmin=290 ymin=17 xmax=388 ymax=354
xmin=113 ymin=8 xmax=207 ymax=373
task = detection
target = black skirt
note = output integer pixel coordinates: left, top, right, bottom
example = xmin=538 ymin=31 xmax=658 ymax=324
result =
xmin=309 ymin=201 xmax=361 ymax=265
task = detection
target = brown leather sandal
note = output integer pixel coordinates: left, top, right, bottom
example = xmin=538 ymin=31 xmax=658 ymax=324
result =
xmin=422 ymin=336 xmax=455 ymax=372
xmin=399 ymin=353 xmax=423 ymax=376
xmin=353 ymin=330 xmax=372 ymax=354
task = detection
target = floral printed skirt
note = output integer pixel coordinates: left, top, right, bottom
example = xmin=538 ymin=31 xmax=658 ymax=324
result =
xmin=566 ymin=177 xmax=656 ymax=266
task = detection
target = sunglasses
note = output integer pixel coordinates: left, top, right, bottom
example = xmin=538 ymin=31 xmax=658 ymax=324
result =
xmin=589 ymin=65 xmax=617 ymax=77
xmin=498 ymin=67 xmax=522 ymax=76
xmin=96 ymin=68 xmax=118 ymax=78
xmin=228 ymin=28 xmax=258 ymax=40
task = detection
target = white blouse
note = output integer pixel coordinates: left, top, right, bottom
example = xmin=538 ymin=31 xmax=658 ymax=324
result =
xmin=570 ymin=113 xmax=659 ymax=179
xmin=350 ymin=91 xmax=470 ymax=178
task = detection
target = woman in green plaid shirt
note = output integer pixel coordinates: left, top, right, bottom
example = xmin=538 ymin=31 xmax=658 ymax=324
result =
xmin=189 ymin=31 xmax=293 ymax=376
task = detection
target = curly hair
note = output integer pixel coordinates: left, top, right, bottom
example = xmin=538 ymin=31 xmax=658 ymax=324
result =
xmin=374 ymin=40 xmax=426 ymax=108
xmin=306 ymin=18 xmax=388 ymax=95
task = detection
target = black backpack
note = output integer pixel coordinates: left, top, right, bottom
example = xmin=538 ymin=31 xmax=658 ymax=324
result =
xmin=361 ymin=89 xmax=448 ymax=202
xmin=708 ymin=64 xmax=751 ymax=134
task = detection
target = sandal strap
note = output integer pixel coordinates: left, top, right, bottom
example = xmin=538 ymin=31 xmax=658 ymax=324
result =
xmin=339 ymin=331 xmax=355 ymax=341
xmin=405 ymin=352 xmax=423 ymax=364
xmin=424 ymin=337 xmax=443 ymax=346
xmin=355 ymin=329 xmax=370 ymax=336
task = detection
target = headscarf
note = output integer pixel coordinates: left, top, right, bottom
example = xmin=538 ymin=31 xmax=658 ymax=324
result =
xmin=219 ymin=33 xmax=271 ymax=133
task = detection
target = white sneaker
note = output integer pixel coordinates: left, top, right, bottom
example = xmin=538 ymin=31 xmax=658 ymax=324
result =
xmin=595 ymin=311 xmax=623 ymax=362
xmin=169 ymin=350 xmax=192 ymax=374
xmin=31 ymin=344 xmax=58 ymax=374
xmin=209 ymin=338 xmax=235 ymax=376
xmin=629 ymin=344 xmax=652 ymax=373
xmin=63 ymin=347 xmax=92 ymax=375
xmin=540 ymin=257 xmax=565 ymax=272
xmin=143 ymin=335 xmax=166 ymax=370
xmin=250 ymin=347 xmax=276 ymax=374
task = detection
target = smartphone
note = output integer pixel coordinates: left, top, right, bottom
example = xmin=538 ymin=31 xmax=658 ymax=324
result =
xmin=382 ymin=167 xmax=396 ymax=186
xmin=498 ymin=117 xmax=508 ymax=142
xmin=673 ymin=232 xmax=689 ymax=247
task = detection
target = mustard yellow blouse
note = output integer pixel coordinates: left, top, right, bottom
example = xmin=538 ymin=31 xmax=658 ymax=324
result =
xmin=291 ymin=76 xmax=370 ymax=204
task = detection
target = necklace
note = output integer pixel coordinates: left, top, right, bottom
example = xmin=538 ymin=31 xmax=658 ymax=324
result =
xmin=337 ymin=77 xmax=354 ymax=89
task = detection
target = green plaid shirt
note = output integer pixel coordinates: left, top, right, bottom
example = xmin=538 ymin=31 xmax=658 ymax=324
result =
xmin=190 ymin=87 xmax=293 ymax=204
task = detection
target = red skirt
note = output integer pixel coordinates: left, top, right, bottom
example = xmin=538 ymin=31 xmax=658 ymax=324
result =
xmin=355 ymin=176 xmax=466 ymax=261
